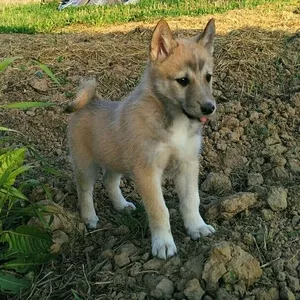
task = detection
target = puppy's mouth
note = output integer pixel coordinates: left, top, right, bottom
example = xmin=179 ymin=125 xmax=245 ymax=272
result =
xmin=181 ymin=107 xmax=208 ymax=124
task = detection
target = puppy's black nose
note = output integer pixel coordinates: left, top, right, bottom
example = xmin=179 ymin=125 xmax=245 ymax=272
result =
xmin=201 ymin=103 xmax=215 ymax=115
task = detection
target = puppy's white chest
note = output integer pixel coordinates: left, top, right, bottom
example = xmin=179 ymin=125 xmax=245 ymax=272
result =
xmin=168 ymin=117 xmax=201 ymax=158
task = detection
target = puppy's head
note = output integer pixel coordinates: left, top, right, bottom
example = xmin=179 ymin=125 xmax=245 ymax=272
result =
xmin=148 ymin=19 xmax=216 ymax=122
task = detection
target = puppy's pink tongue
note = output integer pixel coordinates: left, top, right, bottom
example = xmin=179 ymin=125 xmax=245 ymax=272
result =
xmin=200 ymin=117 xmax=208 ymax=123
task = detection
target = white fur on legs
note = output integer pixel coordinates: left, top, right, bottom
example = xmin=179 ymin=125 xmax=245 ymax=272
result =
xmin=75 ymin=166 xmax=99 ymax=229
xmin=175 ymin=160 xmax=215 ymax=240
xmin=151 ymin=229 xmax=177 ymax=259
xmin=103 ymin=170 xmax=136 ymax=212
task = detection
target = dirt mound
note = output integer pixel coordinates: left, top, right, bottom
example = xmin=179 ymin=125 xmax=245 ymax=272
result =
xmin=1 ymin=2 xmax=300 ymax=299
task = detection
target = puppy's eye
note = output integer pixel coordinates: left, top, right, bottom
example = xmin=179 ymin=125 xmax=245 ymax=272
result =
xmin=206 ymin=74 xmax=212 ymax=83
xmin=176 ymin=77 xmax=189 ymax=87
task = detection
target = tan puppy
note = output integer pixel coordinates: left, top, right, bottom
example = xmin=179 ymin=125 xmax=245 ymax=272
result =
xmin=67 ymin=19 xmax=216 ymax=259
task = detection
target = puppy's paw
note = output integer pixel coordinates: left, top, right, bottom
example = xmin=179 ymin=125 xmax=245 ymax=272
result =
xmin=83 ymin=215 xmax=99 ymax=229
xmin=152 ymin=232 xmax=177 ymax=260
xmin=187 ymin=223 xmax=216 ymax=240
xmin=114 ymin=200 xmax=136 ymax=212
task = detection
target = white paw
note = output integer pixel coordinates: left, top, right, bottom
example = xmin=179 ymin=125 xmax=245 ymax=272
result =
xmin=151 ymin=232 xmax=177 ymax=259
xmin=114 ymin=200 xmax=136 ymax=212
xmin=82 ymin=214 xmax=99 ymax=229
xmin=187 ymin=223 xmax=216 ymax=240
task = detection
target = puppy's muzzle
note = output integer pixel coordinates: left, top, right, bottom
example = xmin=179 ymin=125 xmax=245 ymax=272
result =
xmin=201 ymin=102 xmax=216 ymax=116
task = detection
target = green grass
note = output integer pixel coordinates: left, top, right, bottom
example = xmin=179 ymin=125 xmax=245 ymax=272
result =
xmin=0 ymin=0 xmax=283 ymax=34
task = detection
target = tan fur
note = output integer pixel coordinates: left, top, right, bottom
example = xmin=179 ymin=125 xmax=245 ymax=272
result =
xmin=68 ymin=19 xmax=217 ymax=259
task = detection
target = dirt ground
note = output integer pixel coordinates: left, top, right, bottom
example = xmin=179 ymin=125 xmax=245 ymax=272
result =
xmin=1 ymin=1 xmax=300 ymax=299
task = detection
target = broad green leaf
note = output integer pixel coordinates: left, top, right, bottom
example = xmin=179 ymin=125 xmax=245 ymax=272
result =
xmin=1 ymin=254 xmax=55 ymax=273
xmin=0 ymin=187 xmax=28 ymax=200
xmin=0 ymin=148 xmax=26 ymax=187
xmin=0 ymin=101 xmax=55 ymax=109
xmin=0 ymin=270 xmax=30 ymax=294
xmin=0 ymin=57 xmax=22 ymax=72
xmin=1 ymin=225 xmax=53 ymax=256
xmin=32 ymin=60 xmax=61 ymax=86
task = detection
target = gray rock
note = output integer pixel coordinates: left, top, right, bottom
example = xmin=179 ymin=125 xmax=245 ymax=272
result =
xmin=201 ymin=172 xmax=232 ymax=193
xmin=267 ymin=187 xmax=288 ymax=211
xmin=215 ymin=288 xmax=238 ymax=300
xmin=287 ymin=275 xmax=300 ymax=292
xmin=117 ymin=243 xmax=139 ymax=256
xmin=150 ymin=277 xmax=174 ymax=299
xmin=183 ymin=278 xmax=205 ymax=300
xmin=261 ymin=209 xmax=274 ymax=221
xmin=143 ymin=258 xmax=165 ymax=270
xmin=114 ymin=252 xmax=130 ymax=268
xmin=180 ymin=254 xmax=205 ymax=280
xmin=280 ymin=287 xmax=296 ymax=300
xmin=288 ymin=159 xmax=300 ymax=173
xmin=254 ymin=287 xmax=279 ymax=300
xmin=247 ymin=173 xmax=264 ymax=186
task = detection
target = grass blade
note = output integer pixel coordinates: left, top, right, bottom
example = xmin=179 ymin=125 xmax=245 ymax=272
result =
xmin=32 ymin=60 xmax=61 ymax=86
xmin=0 ymin=127 xmax=20 ymax=134
xmin=0 ymin=102 xmax=55 ymax=109
xmin=0 ymin=57 xmax=22 ymax=72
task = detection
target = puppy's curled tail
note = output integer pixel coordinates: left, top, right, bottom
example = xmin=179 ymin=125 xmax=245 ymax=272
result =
xmin=65 ymin=78 xmax=97 ymax=113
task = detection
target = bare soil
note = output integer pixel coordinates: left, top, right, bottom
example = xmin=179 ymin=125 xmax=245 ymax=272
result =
xmin=1 ymin=1 xmax=300 ymax=299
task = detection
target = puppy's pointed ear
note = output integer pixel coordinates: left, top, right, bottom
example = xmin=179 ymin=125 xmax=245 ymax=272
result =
xmin=194 ymin=19 xmax=215 ymax=54
xmin=150 ymin=19 xmax=178 ymax=62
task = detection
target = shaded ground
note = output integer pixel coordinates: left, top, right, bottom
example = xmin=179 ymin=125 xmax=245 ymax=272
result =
xmin=1 ymin=1 xmax=300 ymax=299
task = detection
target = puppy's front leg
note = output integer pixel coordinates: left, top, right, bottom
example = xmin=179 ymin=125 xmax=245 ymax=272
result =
xmin=175 ymin=160 xmax=215 ymax=240
xmin=134 ymin=167 xmax=177 ymax=259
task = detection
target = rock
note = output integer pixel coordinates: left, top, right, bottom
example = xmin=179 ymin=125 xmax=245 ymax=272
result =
xmin=113 ymin=225 xmax=129 ymax=235
xmin=201 ymin=172 xmax=232 ymax=193
xmin=267 ymin=187 xmax=288 ymax=211
xmin=114 ymin=252 xmax=130 ymax=268
xmin=287 ymin=275 xmax=300 ymax=292
xmin=215 ymin=288 xmax=238 ymax=300
xmin=280 ymin=287 xmax=296 ymax=300
xmin=223 ymin=147 xmax=247 ymax=169
xmin=29 ymin=77 xmax=49 ymax=92
xmin=202 ymin=241 xmax=262 ymax=291
xmin=206 ymin=192 xmax=257 ymax=220
xmin=117 ymin=243 xmax=139 ymax=256
xmin=261 ymin=209 xmax=274 ymax=221
xmin=271 ymin=166 xmax=290 ymax=180
xmin=137 ymin=292 xmax=147 ymax=300
xmin=254 ymin=287 xmax=279 ymax=300
xmin=288 ymin=159 xmax=300 ymax=173
xmin=183 ymin=278 xmax=205 ymax=300
xmin=150 ymin=277 xmax=174 ymax=299
xmin=143 ymin=258 xmax=165 ymax=270
xmin=129 ymin=262 xmax=142 ymax=277
xmin=161 ymin=257 xmax=181 ymax=276
xmin=247 ymin=173 xmax=264 ymax=186
xmin=285 ymin=256 xmax=299 ymax=277
xmin=180 ymin=255 xmax=205 ymax=280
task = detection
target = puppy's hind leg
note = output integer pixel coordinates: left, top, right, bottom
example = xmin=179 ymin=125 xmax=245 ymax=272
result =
xmin=103 ymin=170 xmax=136 ymax=212
xmin=75 ymin=163 xmax=99 ymax=229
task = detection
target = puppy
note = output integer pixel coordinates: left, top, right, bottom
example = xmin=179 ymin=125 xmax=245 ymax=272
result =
xmin=67 ymin=19 xmax=216 ymax=259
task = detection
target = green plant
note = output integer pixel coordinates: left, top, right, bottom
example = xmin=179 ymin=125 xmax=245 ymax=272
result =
xmin=0 ymin=58 xmax=59 ymax=295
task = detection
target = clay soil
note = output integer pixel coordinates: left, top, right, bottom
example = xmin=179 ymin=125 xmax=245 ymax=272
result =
xmin=1 ymin=1 xmax=300 ymax=299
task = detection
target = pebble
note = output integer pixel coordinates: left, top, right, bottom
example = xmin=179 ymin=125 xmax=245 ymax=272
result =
xmin=267 ymin=187 xmax=288 ymax=211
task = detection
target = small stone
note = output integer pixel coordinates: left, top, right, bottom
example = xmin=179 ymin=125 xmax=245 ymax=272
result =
xmin=117 ymin=243 xmax=139 ymax=256
xmin=29 ymin=77 xmax=49 ymax=92
xmin=206 ymin=192 xmax=257 ymax=220
xmin=114 ymin=252 xmax=130 ymax=268
xmin=201 ymin=172 xmax=232 ymax=193
xmin=261 ymin=209 xmax=274 ymax=221
xmin=180 ymin=255 xmax=205 ymax=280
xmin=183 ymin=278 xmax=205 ymax=300
xmin=102 ymin=249 xmax=114 ymax=258
xmin=288 ymin=159 xmax=300 ymax=173
xmin=113 ymin=225 xmax=129 ymax=235
xmin=267 ymin=187 xmax=288 ymax=211
xmin=247 ymin=173 xmax=264 ymax=187
xmin=138 ymin=292 xmax=147 ymax=300
xmin=254 ymin=287 xmax=279 ymax=300
xmin=287 ymin=275 xmax=300 ymax=292
xmin=215 ymin=288 xmax=238 ymax=300
xmin=277 ymin=271 xmax=286 ymax=281
xmin=150 ymin=277 xmax=174 ymax=299
xmin=280 ymin=287 xmax=296 ymax=300
xmin=143 ymin=258 xmax=165 ymax=270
